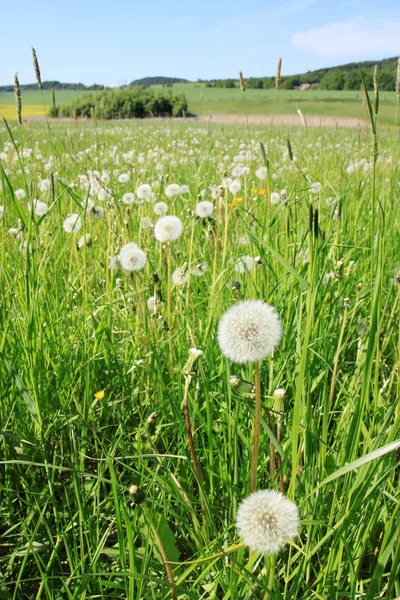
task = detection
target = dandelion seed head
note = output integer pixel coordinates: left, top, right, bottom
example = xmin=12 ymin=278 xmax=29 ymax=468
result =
xmin=172 ymin=266 xmax=189 ymax=285
xmin=217 ymin=300 xmax=282 ymax=363
xmin=28 ymin=199 xmax=48 ymax=217
xmin=235 ymin=256 xmax=254 ymax=273
xmin=236 ymin=490 xmax=299 ymax=554
xmin=122 ymin=192 xmax=140 ymax=205
xmin=165 ymin=183 xmax=181 ymax=198
xmin=229 ymin=180 xmax=242 ymax=195
xmin=154 ymin=215 xmax=183 ymax=242
xmin=270 ymin=192 xmax=280 ymax=205
xmin=15 ymin=189 xmax=26 ymax=200
xmin=119 ymin=243 xmax=147 ymax=272
xmin=118 ymin=173 xmax=130 ymax=183
xmin=153 ymin=201 xmax=168 ymax=215
xmin=195 ymin=200 xmax=214 ymax=218
xmin=63 ymin=214 xmax=82 ymax=234
xmin=255 ymin=166 xmax=267 ymax=181
xmin=136 ymin=184 xmax=154 ymax=201
xmin=77 ymin=233 xmax=92 ymax=249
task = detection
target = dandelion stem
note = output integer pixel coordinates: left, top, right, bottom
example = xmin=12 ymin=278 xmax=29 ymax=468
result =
xmin=250 ymin=361 xmax=261 ymax=493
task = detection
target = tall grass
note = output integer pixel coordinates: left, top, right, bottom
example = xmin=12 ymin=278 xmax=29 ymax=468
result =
xmin=0 ymin=116 xmax=399 ymax=599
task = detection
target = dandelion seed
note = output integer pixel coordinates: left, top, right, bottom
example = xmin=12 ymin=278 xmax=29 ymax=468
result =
xmin=165 ymin=183 xmax=181 ymax=198
xmin=229 ymin=180 xmax=242 ymax=195
xmin=118 ymin=173 xmax=130 ymax=183
xmin=172 ymin=266 xmax=189 ymax=285
xmin=255 ymin=166 xmax=267 ymax=181
xmin=119 ymin=243 xmax=147 ymax=272
xmin=190 ymin=262 xmax=208 ymax=276
xmin=310 ymin=182 xmax=322 ymax=194
xmin=28 ymin=199 xmax=48 ymax=216
xmin=236 ymin=489 xmax=299 ymax=554
xmin=122 ymin=192 xmax=139 ymax=205
xmin=270 ymin=192 xmax=280 ymax=204
xmin=217 ymin=300 xmax=282 ymax=363
xmin=195 ymin=200 xmax=214 ymax=218
xmin=140 ymin=217 xmax=153 ymax=229
xmin=153 ymin=201 xmax=168 ymax=215
xmin=235 ymin=256 xmax=254 ymax=274
xmin=154 ymin=215 xmax=183 ymax=242
xmin=38 ymin=179 xmax=51 ymax=192
xmin=77 ymin=233 xmax=92 ymax=249
xmin=63 ymin=214 xmax=82 ymax=234
xmin=136 ymin=184 xmax=154 ymax=201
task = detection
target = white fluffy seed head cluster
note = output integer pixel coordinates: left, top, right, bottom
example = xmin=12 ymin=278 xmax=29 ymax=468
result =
xmin=195 ymin=200 xmax=214 ymax=218
xmin=154 ymin=215 xmax=183 ymax=242
xmin=217 ymin=300 xmax=282 ymax=363
xmin=236 ymin=490 xmax=299 ymax=554
xmin=118 ymin=242 xmax=147 ymax=272
xmin=153 ymin=201 xmax=168 ymax=216
xmin=28 ymin=199 xmax=48 ymax=216
xmin=63 ymin=214 xmax=82 ymax=234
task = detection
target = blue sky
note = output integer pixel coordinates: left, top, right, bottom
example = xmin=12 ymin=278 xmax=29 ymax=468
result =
xmin=1 ymin=0 xmax=399 ymax=86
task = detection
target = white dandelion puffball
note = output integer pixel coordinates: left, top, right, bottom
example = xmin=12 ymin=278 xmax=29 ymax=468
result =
xmin=180 ymin=184 xmax=189 ymax=194
xmin=196 ymin=200 xmax=214 ymax=218
xmin=255 ymin=166 xmax=267 ymax=181
xmin=119 ymin=243 xmax=147 ymax=272
xmin=38 ymin=179 xmax=51 ymax=192
xmin=136 ymin=184 xmax=153 ymax=200
xmin=118 ymin=173 xmax=130 ymax=183
xmin=270 ymin=192 xmax=280 ymax=205
xmin=235 ymin=256 xmax=254 ymax=274
xmin=15 ymin=189 xmax=26 ymax=200
xmin=63 ymin=214 xmax=82 ymax=234
xmin=172 ymin=267 xmax=189 ymax=285
xmin=77 ymin=233 xmax=92 ymax=249
xmin=140 ymin=217 xmax=153 ymax=229
xmin=122 ymin=192 xmax=139 ymax=205
xmin=236 ymin=490 xmax=299 ymax=555
xmin=229 ymin=180 xmax=242 ymax=195
xmin=310 ymin=182 xmax=322 ymax=194
xmin=153 ymin=201 xmax=168 ymax=216
xmin=165 ymin=183 xmax=181 ymax=198
xmin=28 ymin=199 xmax=48 ymax=217
xmin=93 ymin=206 xmax=104 ymax=218
xmin=98 ymin=187 xmax=112 ymax=201
xmin=217 ymin=300 xmax=282 ymax=363
xmin=154 ymin=215 xmax=183 ymax=242
xmin=191 ymin=262 xmax=208 ymax=277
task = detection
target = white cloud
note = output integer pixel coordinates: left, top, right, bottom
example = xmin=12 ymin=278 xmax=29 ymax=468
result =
xmin=291 ymin=18 xmax=400 ymax=58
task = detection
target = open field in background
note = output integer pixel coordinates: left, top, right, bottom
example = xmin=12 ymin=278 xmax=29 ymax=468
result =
xmin=0 ymin=117 xmax=399 ymax=598
xmin=1 ymin=86 xmax=399 ymax=123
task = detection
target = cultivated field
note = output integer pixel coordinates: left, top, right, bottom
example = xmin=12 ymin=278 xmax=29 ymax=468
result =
xmin=1 ymin=85 xmax=399 ymax=123
xmin=0 ymin=117 xmax=399 ymax=599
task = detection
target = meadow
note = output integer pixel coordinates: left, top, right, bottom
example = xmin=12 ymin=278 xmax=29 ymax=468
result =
xmin=0 ymin=113 xmax=399 ymax=599
xmin=1 ymin=85 xmax=399 ymax=123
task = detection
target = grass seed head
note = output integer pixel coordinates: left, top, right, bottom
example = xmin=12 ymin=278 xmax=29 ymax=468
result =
xmin=239 ymin=71 xmax=246 ymax=93
xmin=14 ymin=73 xmax=22 ymax=125
xmin=276 ymin=57 xmax=282 ymax=90
xmin=32 ymin=47 xmax=42 ymax=91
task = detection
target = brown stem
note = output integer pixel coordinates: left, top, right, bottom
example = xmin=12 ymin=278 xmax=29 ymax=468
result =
xmin=183 ymin=377 xmax=203 ymax=483
xmin=267 ymin=411 xmax=275 ymax=481
xmin=277 ymin=420 xmax=285 ymax=493
xmin=150 ymin=523 xmax=177 ymax=600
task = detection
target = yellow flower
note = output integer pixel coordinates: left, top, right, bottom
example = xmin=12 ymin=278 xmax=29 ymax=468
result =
xmin=258 ymin=189 xmax=266 ymax=195
xmin=228 ymin=201 xmax=235 ymax=208
xmin=236 ymin=197 xmax=242 ymax=204
xmin=94 ymin=390 xmax=105 ymax=399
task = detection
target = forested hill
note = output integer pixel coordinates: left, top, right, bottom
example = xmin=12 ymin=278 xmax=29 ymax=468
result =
xmin=129 ymin=77 xmax=189 ymax=86
xmin=206 ymin=57 xmax=399 ymax=90
xmin=0 ymin=81 xmax=105 ymax=92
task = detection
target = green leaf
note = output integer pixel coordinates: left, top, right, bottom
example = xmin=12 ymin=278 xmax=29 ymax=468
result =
xmin=318 ymin=439 xmax=400 ymax=487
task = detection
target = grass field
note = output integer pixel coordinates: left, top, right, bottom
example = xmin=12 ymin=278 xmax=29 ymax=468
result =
xmin=0 ymin=114 xmax=399 ymax=599
xmin=1 ymin=85 xmax=399 ymax=123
